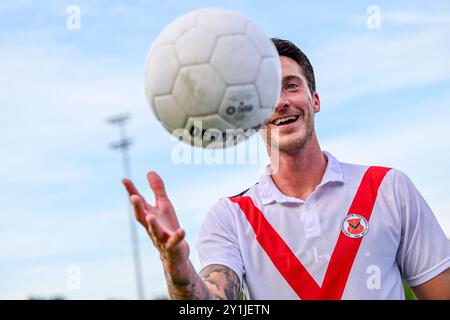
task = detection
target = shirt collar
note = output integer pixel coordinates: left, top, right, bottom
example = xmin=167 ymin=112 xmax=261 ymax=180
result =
xmin=258 ymin=150 xmax=345 ymax=205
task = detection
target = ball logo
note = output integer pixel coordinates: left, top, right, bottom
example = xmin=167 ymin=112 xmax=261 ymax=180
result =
xmin=341 ymin=214 xmax=369 ymax=239
xmin=226 ymin=106 xmax=236 ymax=115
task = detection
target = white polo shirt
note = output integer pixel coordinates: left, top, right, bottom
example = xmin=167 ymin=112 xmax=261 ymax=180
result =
xmin=196 ymin=151 xmax=450 ymax=299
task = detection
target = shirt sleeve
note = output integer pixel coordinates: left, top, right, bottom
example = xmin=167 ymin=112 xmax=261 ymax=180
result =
xmin=196 ymin=198 xmax=245 ymax=287
xmin=393 ymin=169 xmax=450 ymax=287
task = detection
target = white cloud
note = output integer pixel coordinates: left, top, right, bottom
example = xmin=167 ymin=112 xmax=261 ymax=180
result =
xmin=0 ymin=0 xmax=33 ymax=13
xmin=0 ymin=253 xmax=167 ymax=300
xmin=0 ymin=203 xmax=169 ymax=299
xmin=313 ymin=27 xmax=450 ymax=107
xmin=0 ymin=39 xmax=171 ymax=189
xmin=382 ymin=12 xmax=450 ymax=25
xmin=0 ymin=208 xmax=128 ymax=262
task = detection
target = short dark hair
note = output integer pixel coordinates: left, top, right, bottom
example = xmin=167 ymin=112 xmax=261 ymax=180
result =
xmin=271 ymin=38 xmax=316 ymax=93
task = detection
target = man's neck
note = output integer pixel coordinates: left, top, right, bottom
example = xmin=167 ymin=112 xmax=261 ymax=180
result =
xmin=269 ymin=134 xmax=327 ymax=201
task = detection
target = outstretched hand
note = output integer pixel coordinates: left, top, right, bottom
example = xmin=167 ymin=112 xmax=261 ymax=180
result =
xmin=122 ymin=172 xmax=189 ymax=266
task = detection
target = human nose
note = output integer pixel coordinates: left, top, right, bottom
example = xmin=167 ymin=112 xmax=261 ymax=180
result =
xmin=275 ymin=91 xmax=289 ymax=113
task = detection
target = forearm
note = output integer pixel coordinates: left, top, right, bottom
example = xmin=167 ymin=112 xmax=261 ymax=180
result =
xmin=162 ymin=259 xmax=216 ymax=300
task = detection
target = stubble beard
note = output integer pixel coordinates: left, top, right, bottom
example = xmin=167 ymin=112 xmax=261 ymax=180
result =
xmin=268 ymin=111 xmax=315 ymax=157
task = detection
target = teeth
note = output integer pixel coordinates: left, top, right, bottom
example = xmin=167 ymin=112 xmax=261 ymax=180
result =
xmin=273 ymin=115 xmax=299 ymax=125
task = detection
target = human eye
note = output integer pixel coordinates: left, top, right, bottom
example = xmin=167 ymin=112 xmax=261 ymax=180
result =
xmin=285 ymin=82 xmax=299 ymax=91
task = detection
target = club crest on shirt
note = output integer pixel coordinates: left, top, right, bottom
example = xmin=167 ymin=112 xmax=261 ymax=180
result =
xmin=341 ymin=214 xmax=369 ymax=239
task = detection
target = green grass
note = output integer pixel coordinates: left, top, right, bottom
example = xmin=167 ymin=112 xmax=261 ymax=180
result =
xmin=403 ymin=281 xmax=416 ymax=300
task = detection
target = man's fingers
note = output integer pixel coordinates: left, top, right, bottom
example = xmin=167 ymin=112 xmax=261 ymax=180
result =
xmin=165 ymin=228 xmax=185 ymax=250
xmin=147 ymin=171 xmax=169 ymax=205
xmin=123 ymin=178 xmax=154 ymax=212
xmin=122 ymin=178 xmax=141 ymax=197
xmin=130 ymin=195 xmax=148 ymax=226
xmin=146 ymin=214 xmax=170 ymax=244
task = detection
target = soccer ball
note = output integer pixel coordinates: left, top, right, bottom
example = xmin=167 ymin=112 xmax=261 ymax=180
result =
xmin=144 ymin=8 xmax=281 ymax=148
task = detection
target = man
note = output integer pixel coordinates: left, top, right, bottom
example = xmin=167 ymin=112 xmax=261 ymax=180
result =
xmin=123 ymin=38 xmax=450 ymax=299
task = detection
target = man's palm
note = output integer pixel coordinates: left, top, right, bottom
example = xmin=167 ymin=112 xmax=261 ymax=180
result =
xmin=122 ymin=172 xmax=189 ymax=265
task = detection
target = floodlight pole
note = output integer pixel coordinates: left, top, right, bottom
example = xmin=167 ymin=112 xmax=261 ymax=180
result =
xmin=107 ymin=113 xmax=145 ymax=300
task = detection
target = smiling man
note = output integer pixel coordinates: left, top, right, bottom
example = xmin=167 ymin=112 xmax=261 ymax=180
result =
xmin=123 ymin=38 xmax=450 ymax=300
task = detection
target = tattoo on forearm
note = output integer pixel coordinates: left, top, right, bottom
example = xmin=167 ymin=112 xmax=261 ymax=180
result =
xmin=164 ymin=261 xmax=215 ymax=300
xmin=200 ymin=264 xmax=240 ymax=300
xmin=164 ymin=262 xmax=240 ymax=300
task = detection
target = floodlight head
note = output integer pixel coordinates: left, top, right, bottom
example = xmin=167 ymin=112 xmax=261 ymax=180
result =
xmin=106 ymin=113 xmax=131 ymax=125
xmin=110 ymin=139 xmax=132 ymax=150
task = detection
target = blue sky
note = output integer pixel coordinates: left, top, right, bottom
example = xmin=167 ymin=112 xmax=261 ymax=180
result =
xmin=1 ymin=0 xmax=450 ymax=299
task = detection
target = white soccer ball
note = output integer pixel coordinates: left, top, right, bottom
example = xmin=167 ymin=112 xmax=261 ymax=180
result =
xmin=144 ymin=8 xmax=281 ymax=148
